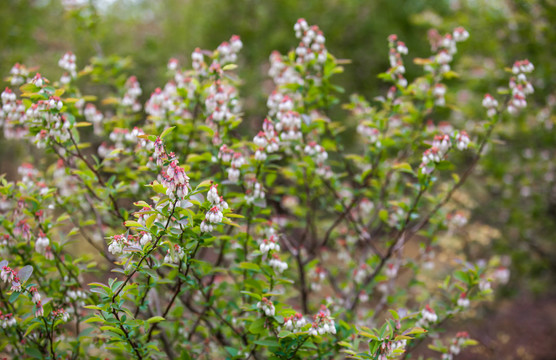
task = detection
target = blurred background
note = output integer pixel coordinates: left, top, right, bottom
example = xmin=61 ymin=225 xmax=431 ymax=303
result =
xmin=1 ymin=0 xmax=555 ymax=358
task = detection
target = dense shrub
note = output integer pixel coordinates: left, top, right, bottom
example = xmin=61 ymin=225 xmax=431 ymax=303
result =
xmin=0 ymin=17 xmax=536 ymax=360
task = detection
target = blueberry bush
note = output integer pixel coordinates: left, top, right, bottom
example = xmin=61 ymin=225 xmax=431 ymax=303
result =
xmin=0 ymin=18 xmax=535 ymax=360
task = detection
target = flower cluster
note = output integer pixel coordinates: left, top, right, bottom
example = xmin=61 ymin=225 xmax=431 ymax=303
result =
xmin=377 ymin=339 xmax=407 ymax=360
xmin=308 ymin=306 xmax=336 ymax=336
xmin=420 ymin=131 xmax=469 ymax=174
xmin=275 ymin=108 xmax=302 ymax=143
xmin=245 ymin=176 xmax=265 ymax=205
xmin=259 ymin=235 xmax=280 ymax=254
xmin=283 ymin=313 xmax=307 ymax=333
xmin=108 ymin=234 xmax=137 ymax=255
xmin=256 ymin=297 xmax=275 ymax=317
xmin=268 ymin=51 xmax=303 ymax=87
xmin=35 ymin=232 xmax=50 ymax=255
xmin=426 ymin=27 xmax=469 ymax=74
xmin=416 ymin=305 xmax=438 ymax=328
xmin=268 ymin=253 xmax=288 ymax=273
xmin=456 ymin=292 xmax=470 ymax=308
xmin=201 ymin=183 xmax=227 ymax=233
xmin=1 ymin=265 xmax=16 ymax=284
xmin=507 ymin=59 xmax=534 ymax=115
xmin=66 ymin=288 xmax=87 ymax=307
xmin=84 ymin=103 xmax=104 ymax=135
xmin=0 ymin=311 xmax=16 ymax=328
xmin=164 ymin=244 xmax=185 ymax=264
xmin=205 ymin=80 xmax=240 ymax=123
xmin=293 ymin=18 xmax=328 ymax=66
xmin=357 ymin=122 xmax=381 ymax=145
xmin=1 ymin=87 xmax=27 ymax=140
xmin=161 ymin=159 xmax=191 ymax=201
xmin=107 ymin=127 xmax=147 ymax=153
xmin=51 ymin=308 xmax=70 ymax=322
xmin=252 ymin=118 xmax=280 ymax=161
xmin=441 ymin=332 xmax=471 ymax=360
xmin=446 ymin=211 xmax=468 ymax=228
xmin=58 ymin=51 xmax=77 ymax=82
xmin=8 ymin=63 xmax=29 ymax=86
xmin=226 ymin=152 xmax=245 ymax=183
xmin=482 ymin=94 xmax=499 ymax=118
xmin=29 ymin=287 xmax=41 ymax=304
xmin=216 ymin=35 xmax=243 ymax=65
xmin=387 ymin=34 xmax=409 ymax=87
xmin=121 ymin=76 xmax=142 ymax=112
xmin=353 ymin=264 xmax=369 ymax=284
xmin=309 ymin=265 xmax=327 ymax=291
xmin=304 ymin=141 xmax=329 ymax=175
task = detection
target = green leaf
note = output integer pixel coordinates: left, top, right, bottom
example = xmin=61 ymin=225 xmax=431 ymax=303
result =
xmin=359 ymin=331 xmax=378 ymax=340
xmin=83 ymin=316 xmax=105 ymax=324
xmin=238 ymin=262 xmax=261 ymax=272
xmin=278 ymin=330 xmax=293 ymax=338
xmin=19 ymin=83 xmax=40 ymax=93
xmin=453 ymin=270 xmax=469 ymax=285
xmin=25 ymin=347 xmax=44 ymax=359
xmin=392 ymin=162 xmax=414 ymax=174
xmin=225 ymin=347 xmax=238 ymax=357
xmin=240 ymin=291 xmax=262 ymax=300
xmin=394 ymin=335 xmax=414 ymax=340
xmin=124 ymin=220 xmax=143 ymax=228
xmin=100 ymin=326 xmax=125 ymax=336
xmin=147 ymin=316 xmax=165 ymax=324
xmin=9 ymin=291 xmax=21 ymax=303
xmin=222 ymin=64 xmax=238 ymax=71
xmin=405 ymin=327 xmax=427 ymax=335
xmin=379 ymin=209 xmax=389 ymax=223
xmin=249 ymin=318 xmax=265 ymax=334
xmin=24 ymin=321 xmax=42 ymax=336
xmin=254 ymin=339 xmax=280 ymax=347
xmin=160 ymin=127 xmax=176 ymax=139
xmin=338 ymin=341 xmax=353 ymax=348
xmin=145 ymin=214 xmax=157 ymax=229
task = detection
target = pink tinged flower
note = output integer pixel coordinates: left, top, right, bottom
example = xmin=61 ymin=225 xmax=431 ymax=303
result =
xmin=309 ymin=306 xmax=336 ymax=336
xmin=257 ymin=297 xmax=276 ymax=317
xmin=422 ymin=147 xmax=441 ymax=164
xmin=205 ymin=206 xmax=223 ymax=224
xmin=385 ymin=263 xmax=398 ymax=278
xmin=35 ymin=301 xmax=44 ymax=317
xmin=1 ymin=266 xmax=15 ymax=283
xmin=396 ymin=41 xmax=408 ymax=55
xmin=268 ymin=253 xmax=288 ymax=273
xmin=453 ymin=27 xmax=469 ymax=42
xmin=494 ymin=266 xmax=510 ymax=284
xmin=512 ymin=59 xmax=534 ymax=74
xmin=35 ymin=232 xmax=50 ymax=255
xmin=457 ymin=292 xmax=470 ymax=308
xmin=455 ymin=131 xmax=470 ymax=150
xmin=207 ymin=184 xmax=220 ymax=204
xmin=253 ymin=131 xmax=268 ymax=148
xmin=139 ymin=232 xmax=152 ymax=246
xmin=31 ymin=73 xmax=45 ymax=87
xmin=259 ymin=235 xmax=280 ymax=254
xmin=419 ymin=304 xmax=438 ymax=324
xmin=10 ymin=277 xmax=22 ymax=292
xmin=433 ymin=134 xmax=451 ymax=155
xmin=167 ymin=58 xmax=179 ymax=71
xmin=30 ymin=287 xmax=41 ymax=304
